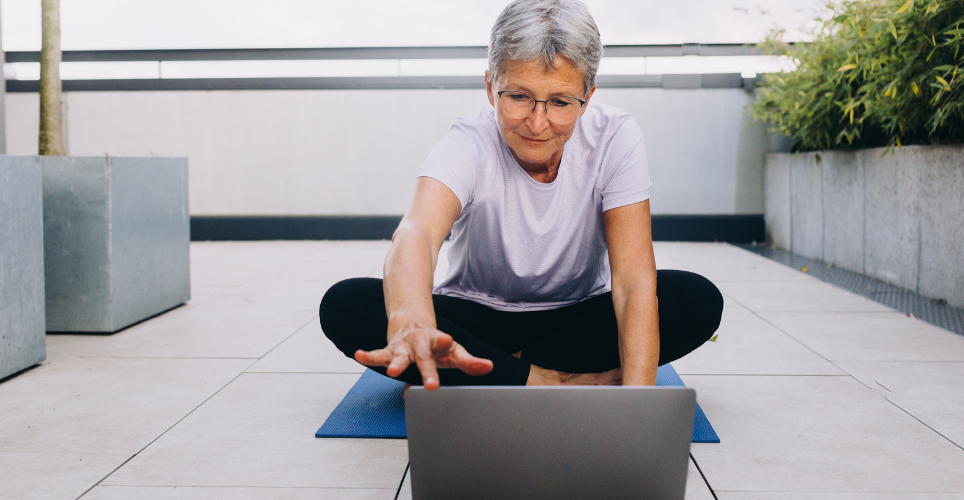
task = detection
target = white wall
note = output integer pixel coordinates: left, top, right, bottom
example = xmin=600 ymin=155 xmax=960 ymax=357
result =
xmin=5 ymin=87 xmax=765 ymax=216
xmin=0 ymin=7 xmax=6 ymax=155
xmin=595 ymin=88 xmax=765 ymax=214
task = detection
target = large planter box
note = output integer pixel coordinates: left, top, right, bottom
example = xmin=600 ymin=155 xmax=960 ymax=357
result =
xmin=40 ymin=156 xmax=191 ymax=332
xmin=0 ymin=157 xmax=46 ymax=379
xmin=765 ymin=145 xmax=964 ymax=307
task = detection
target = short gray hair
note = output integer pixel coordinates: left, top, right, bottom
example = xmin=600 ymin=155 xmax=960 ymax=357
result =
xmin=488 ymin=0 xmax=602 ymax=95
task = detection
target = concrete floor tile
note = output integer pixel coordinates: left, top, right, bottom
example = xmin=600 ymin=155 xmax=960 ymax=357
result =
xmin=685 ymin=457 xmax=716 ymax=500
xmin=0 ymin=451 xmax=128 ymax=500
xmin=0 ymin=356 xmax=250 ymax=454
xmin=673 ymin=300 xmax=844 ymax=376
xmin=84 ymin=485 xmax=396 ymax=499
xmin=719 ymin=282 xmax=893 ymax=313
xmin=246 ymin=319 xmax=364 ymax=374
xmin=397 ymin=467 xmax=412 ymax=500
xmin=11 ymin=241 xmax=964 ymax=498
xmin=686 ymin=375 xmax=964 ymax=493
xmin=656 ymin=243 xmax=813 ymax=283
xmin=837 ymin=361 xmax=964 ymax=449
xmin=205 ymin=280 xmax=338 ymax=313
xmin=189 ymin=241 xmax=388 ymax=287
xmin=103 ymin=373 xmax=408 ymax=489
xmin=759 ymin=312 xmax=964 ymax=362
xmin=652 ymin=246 xmax=691 ymax=272
xmin=300 ymin=240 xmax=393 ymax=261
xmin=46 ymin=306 xmax=316 ymax=359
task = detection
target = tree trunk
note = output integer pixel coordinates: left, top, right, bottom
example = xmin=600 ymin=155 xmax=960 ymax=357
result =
xmin=39 ymin=0 xmax=64 ymax=156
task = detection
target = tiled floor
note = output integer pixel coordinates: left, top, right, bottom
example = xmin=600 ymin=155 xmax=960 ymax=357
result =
xmin=2 ymin=241 xmax=963 ymax=499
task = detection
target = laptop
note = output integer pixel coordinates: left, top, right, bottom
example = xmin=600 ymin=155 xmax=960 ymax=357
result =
xmin=405 ymin=386 xmax=696 ymax=500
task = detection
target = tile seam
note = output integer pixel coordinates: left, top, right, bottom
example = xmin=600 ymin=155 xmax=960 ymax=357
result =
xmin=74 ymin=316 xmax=318 ymax=498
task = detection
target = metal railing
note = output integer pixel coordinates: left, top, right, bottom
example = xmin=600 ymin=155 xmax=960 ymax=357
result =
xmin=4 ymin=43 xmax=769 ymax=92
xmin=4 ymin=43 xmax=765 ymax=63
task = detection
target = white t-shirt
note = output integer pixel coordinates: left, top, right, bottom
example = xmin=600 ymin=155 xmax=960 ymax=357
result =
xmin=418 ymin=103 xmax=651 ymax=311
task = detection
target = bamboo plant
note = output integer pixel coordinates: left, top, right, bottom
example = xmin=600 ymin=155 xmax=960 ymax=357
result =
xmin=753 ymin=0 xmax=964 ymax=152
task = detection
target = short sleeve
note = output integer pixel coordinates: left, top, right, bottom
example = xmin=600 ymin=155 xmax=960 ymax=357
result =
xmin=598 ymin=117 xmax=651 ymax=212
xmin=417 ymin=119 xmax=484 ymax=211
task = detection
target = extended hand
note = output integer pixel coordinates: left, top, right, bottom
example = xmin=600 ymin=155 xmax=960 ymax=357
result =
xmin=354 ymin=325 xmax=493 ymax=390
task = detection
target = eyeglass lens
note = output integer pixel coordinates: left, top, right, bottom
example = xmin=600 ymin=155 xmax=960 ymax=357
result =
xmin=499 ymin=92 xmax=582 ymax=123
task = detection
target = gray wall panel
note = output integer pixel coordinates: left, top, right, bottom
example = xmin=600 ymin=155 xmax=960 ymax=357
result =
xmin=764 ymin=153 xmax=791 ymax=250
xmin=6 ymin=87 xmax=765 ymax=217
xmin=767 ymin=145 xmax=964 ymax=308
xmin=862 ymin=148 xmax=921 ymax=291
xmin=821 ymin=151 xmax=862 ymax=274
xmin=918 ymin=146 xmax=964 ymax=308
xmin=789 ymin=153 xmax=823 ymax=261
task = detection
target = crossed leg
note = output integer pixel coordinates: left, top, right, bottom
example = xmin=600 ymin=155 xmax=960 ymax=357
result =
xmin=319 ymin=270 xmax=723 ymax=387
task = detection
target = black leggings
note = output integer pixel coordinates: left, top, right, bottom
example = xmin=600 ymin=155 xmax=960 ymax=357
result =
xmin=320 ymin=270 xmax=723 ymax=386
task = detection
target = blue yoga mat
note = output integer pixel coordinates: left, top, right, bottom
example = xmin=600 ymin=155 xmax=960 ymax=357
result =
xmin=316 ymin=365 xmax=720 ymax=443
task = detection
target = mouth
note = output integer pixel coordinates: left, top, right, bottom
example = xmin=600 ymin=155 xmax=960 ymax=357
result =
xmin=520 ymin=136 xmax=550 ymax=146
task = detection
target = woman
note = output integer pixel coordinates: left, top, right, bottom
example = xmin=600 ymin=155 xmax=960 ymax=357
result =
xmin=320 ymin=0 xmax=723 ymax=390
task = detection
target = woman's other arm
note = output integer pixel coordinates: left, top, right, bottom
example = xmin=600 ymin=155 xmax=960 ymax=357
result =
xmin=604 ymin=199 xmax=659 ymax=386
xmin=353 ymin=177 xmax=493 ymax=389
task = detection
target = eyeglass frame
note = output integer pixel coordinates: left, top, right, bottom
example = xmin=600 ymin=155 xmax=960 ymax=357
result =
xmin=495 ymin=90 xmax=588 ymax=121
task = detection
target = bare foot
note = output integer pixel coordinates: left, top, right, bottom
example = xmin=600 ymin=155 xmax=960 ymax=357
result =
xmin=526 ymin=365 xmax=622 ymax=386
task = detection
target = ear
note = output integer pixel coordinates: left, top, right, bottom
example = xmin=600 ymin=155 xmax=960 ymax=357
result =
xmin=579 ymin=83 xmax=597 ymax=117
xmin=485 ymin=70 xmax=496 ymax=107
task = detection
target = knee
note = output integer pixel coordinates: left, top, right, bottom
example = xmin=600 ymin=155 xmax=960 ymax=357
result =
xmin=660 ymin=270 xmax=724 ymax=341
xmin=319 ymin=277 xmax=381 ymax=349
xmin=689 ymin=273 xmax=724 ymax=340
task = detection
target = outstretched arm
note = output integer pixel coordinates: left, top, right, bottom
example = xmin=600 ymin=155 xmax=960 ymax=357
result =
xmin=604 ymin=200 xmax=659 ymax=386
xmin=353 ymin=177 xmax=493 ymax=389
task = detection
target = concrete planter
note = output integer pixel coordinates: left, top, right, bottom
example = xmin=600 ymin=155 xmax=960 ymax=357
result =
xmin=0 ymin=157 xmax=46 ymax=379
xmin=765 ymin=145 xmax=964 ymax=307
xmin=37 ymin=156 xmax=191 ymax=332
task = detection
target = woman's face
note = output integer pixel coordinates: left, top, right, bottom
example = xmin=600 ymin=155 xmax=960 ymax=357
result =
xmin=486 ymin=56 xmax=595 ymax=172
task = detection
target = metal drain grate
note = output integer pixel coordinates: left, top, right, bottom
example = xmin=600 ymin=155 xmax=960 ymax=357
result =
xmin=736 ymin=244 xmax=964 ymax=337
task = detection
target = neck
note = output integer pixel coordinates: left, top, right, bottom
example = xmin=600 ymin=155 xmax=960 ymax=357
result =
xmin=509 ymin=148 xmax=564 ymax=184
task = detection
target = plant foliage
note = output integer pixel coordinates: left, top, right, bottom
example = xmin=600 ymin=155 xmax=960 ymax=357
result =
xmin=753 ymin=0 xmax=964 ymax=151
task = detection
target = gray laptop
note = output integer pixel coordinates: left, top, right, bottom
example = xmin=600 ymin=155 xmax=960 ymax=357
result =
xmin=405 ymin=386 xmax=696 ymax=500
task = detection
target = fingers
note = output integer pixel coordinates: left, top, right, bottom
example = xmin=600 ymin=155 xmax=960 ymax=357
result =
xmin=413 ymin=335 xmax=441 ymax=390
xmin=430 ymin=332 xmax=455 ymax=355
xmin=386 ymin=351 xmax=412 ymax=378
xmin=355 ymin=347 xmax=414 ymax=379
xmin=451 ymin=345 xmax=494 ymax=375
xmin=431 ymin=334 xmax=493 ymax=376
xmin=354 ymin=348 xmax=393 ymax=367
xmin=356 ymin=330 xmax=494 ymax=390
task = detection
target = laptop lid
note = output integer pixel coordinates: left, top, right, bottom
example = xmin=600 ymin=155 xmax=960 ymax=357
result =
xmin=405 ymin=386 xmax=696 ymax=500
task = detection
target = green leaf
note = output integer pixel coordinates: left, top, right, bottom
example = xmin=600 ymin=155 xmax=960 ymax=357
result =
xmin=751 ymin=0 xmax=964 ymax=152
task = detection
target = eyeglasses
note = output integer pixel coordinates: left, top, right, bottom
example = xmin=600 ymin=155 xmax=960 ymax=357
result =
xmin=496 ymin=90 xmax=586 ymax=124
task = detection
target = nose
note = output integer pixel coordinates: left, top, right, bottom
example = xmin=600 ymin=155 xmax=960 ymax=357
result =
xmin=526 ymin=102 xmax=550 ymax=135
